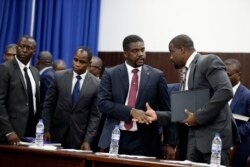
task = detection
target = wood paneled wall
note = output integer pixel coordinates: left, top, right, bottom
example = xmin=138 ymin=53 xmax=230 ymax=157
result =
xmin=99 ymin=52 xmax=250 ymax=88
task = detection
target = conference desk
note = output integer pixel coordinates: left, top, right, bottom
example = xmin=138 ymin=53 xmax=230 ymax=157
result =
xmin=0 ymin=145 xmax=183 ymax=167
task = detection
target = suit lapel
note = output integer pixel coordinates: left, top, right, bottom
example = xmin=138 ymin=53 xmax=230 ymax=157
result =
xmin=79 ymin=72 xmax=91 ymax=98
xmin=118 ymin=65 xmax=129 ymax=95
xmin=30 ymin=66 xmax=40 ymax=96
xmin=13 ymin=59 xmax=27 ymax=95
xmin=137 ymin=65 xmax=150 ymax=105
xmin=65 ymin=70 xmax=74 ymax=105
xmin=188 ymin=54 xmax=199 ymax=89
xmin=230 ymin=84 xmax=242 ymax=110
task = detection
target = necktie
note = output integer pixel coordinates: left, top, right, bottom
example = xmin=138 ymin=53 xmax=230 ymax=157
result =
xmin=125 ymin=69 xmax=139 ymax=130
xmin=179 ymin=67 xmax=188 ymax=91
xmin=72 ymin=75 xmax=82 ymax=105
xmin=24 ymin=67 xmax=34 ymax=112
xmin=23 ymin=67 xmax=35 ymax=136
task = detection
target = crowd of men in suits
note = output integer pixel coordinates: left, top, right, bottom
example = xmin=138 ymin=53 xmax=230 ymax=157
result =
xmin=0 ymin=34 xmax=249 ymax=167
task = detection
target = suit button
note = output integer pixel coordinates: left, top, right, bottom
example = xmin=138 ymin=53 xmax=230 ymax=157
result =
xmin=26 ymin=103 xmax=29 ymax=106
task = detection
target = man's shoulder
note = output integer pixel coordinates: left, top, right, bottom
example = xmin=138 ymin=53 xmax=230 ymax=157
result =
xmin=238 ymin=84 xmax=250 ymax=96
xmin=143 ymin=64 xmax=163 ymax=74
xmin=87 ymin=72 xmax=100 ymax=86
xmin=54 ymin=69 xmax=71 ymax=78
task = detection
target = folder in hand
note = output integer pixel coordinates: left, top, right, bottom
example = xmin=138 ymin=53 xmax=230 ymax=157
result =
xmin=171 ymin=88 xmax=210 ymax=122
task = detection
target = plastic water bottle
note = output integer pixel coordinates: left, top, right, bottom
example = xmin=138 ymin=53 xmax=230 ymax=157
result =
xmin=109 ymin=125 xmax=120 ymax=155
xmin=35 ymin=119 xmax=44 ymax=147
xmin=210 ymin=132 xmax=222 ymax=167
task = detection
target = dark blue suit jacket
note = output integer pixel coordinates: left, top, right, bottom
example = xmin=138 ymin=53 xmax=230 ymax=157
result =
xmin=98 ymin=64 xmax=171 ymax=157
xmin=40 ymin=67 xmax=55 ymax=109
xmin=231 ymin=84 xmax=250 ymax=167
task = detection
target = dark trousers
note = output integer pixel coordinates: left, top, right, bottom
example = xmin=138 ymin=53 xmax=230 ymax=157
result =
xmin=176 ymin=123 xmax=189 ymax=160
xmin=119 ymin=130 xmax=143 ymax=155
xmin=187 ymin=144 xmax=230 ymax=166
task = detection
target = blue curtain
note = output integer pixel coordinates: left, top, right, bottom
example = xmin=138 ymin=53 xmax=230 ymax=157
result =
xmin=0 ymin=0 xmax=101 ymax=67
xmin=33 ymin=0 xmax=101 ymax=67
xmin=0 ymin=0 xmax=33 ymax=63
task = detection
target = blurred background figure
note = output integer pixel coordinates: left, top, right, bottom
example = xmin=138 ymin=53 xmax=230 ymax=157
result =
xmin=224 ymin=58 xmax=250 ymax=167
xmin=88 ymin=56 xmax=103 ymax=78
xmin=53 ymin=59 xmax=67 ymax=71
xmin=36 ymin=51 xmax=54 ymax=110
xmin=3 ymin=43 xmax=17 ymax=62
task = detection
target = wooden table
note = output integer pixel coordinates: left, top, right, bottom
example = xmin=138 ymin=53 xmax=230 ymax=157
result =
xmin=0 ymin=145 xmax=184 ymax=167
xmin=84 ymin=154 xmax=183 ymax=167
xmin=0 ymin=145 xmax=86 ymax=167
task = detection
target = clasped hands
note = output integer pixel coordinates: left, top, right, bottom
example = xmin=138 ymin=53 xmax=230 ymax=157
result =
xmin=131 ymin=102 xmax=157 ymax=124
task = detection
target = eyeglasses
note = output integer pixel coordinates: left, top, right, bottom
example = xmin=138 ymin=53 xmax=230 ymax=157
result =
xmin=90 ymin=65 xmax=102 ymax=70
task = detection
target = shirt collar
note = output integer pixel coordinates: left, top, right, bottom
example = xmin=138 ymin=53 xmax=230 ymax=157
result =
xmin=125 ymin=61 xmax=142 ymax=73
xmin=15 ymin=56 xmax=30 ymax=71
xmin=232 ymin=82 xmax=240 ymax=95
xmin=40 ymin=66 xmax=53 ymax=75
xmin=185 ymin=51 xmax=197 ymax=69
xmin=73 ymin=70 xmax=87 ymax=80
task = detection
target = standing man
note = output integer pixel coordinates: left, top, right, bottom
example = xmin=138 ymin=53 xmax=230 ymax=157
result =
xmin=224 ymin=58 xmax=250 ymax=167
xmin=168 ymin=34 xmax=234 ymax=165
xmin=36 ymin=51 xmax=55 ymax=110
xmin=0 ymin=35 xmax=40 ymax=145
xmin=43 ymin=47 xmax=101 ymax=150
xmin=98 ymin=35 xmax=172 ymax=158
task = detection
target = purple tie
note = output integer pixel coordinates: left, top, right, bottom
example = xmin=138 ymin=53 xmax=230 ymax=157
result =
xmin=125 ymin=69 xmax=139 ymax=130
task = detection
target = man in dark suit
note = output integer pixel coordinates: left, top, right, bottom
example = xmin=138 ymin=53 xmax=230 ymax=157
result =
xmin=145 ymin=34 xmax=236 ymax=165
xmin=36 ymin=51 xmax=55 ymax=110
xmin=98 ymin=35 xmax=172 ymax=158
xmin=43 ymin=46 xmax=101 ymax=150
xmin=168 ymin=34 xmax=234 ymax=165
xmin=0 ymin=35 xmax=40 ymax=145
xmin=224 ymin=58 xmax=250 ymax=167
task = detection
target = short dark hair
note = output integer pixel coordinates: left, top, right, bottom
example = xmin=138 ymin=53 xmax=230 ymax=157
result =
xmin=224 ymin=58 xmax=241 ymax=72
xmin=4 ymin=43 xmax=17 ymax=53
xmin=169 ymin=34 xmax=194 ymax=49
xmin=75 ymin=46 xmax=93 ymax=61
xmin=17 ymin=35 xmax=36 ymax=46
xmin=123 ymin=35 xmax=144 ymax=51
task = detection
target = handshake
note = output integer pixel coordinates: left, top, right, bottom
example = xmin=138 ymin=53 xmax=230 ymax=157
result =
xmin=131 ymin=102 xmax=157 ymax=124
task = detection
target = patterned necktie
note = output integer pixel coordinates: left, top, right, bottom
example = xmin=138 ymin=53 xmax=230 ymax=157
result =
xmin=125 ymin=69 xmax=139 ymax=130
xmin=179 ymin=67 xmax=188 ymax=91
xmin=72 ymin=75 xmax=82 ymax=105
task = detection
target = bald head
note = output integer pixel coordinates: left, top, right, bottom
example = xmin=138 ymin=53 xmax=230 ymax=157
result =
xmin=36 ymin=51 xmax=53 ymax=71
xmin=53 ymin=59 xmax=67 ymax=71
xmin=89 ymin=57 xmax=103 ymax=78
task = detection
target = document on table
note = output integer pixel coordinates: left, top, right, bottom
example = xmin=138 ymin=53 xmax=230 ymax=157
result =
xmin=59 ymin=149 xmax=93 ymax=153
xmin=95 ymin=152 xmax=156 ymax=159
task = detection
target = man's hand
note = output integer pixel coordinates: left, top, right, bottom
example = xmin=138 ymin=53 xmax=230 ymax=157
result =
xmin=145 ymin=102 xmax=157 ymax=122
xmin=181 ymin=109 xmax=197 ymax=126
xmin=164 ymin=145 xmax=176 ymax=160
xmin=131 ymin=108 xmax=150 ymax=124
xmin=6 ymin=132 xmax=20 ymax=145
xmin=44 ymin=132 xmax=51 ymax=141
xmin=80 ymin=142 xmax=91 ymax=150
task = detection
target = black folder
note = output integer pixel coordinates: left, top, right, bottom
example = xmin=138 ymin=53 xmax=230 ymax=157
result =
xmin=171 ymin=88 xmax=210 ymax=122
